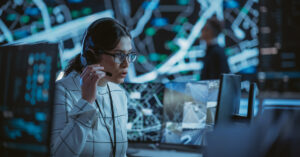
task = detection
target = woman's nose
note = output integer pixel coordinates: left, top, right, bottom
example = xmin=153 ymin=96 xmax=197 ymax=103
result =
xmin=120 ymin=58 xmax=129 ymax=68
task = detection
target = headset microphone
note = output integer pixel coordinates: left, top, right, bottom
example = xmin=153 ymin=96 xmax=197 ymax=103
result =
xmin=105 ymin=71 xmax=112 ymax=76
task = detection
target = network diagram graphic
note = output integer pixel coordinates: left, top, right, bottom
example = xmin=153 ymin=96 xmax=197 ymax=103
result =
xmin=122 ymin=83 xmax=164 ymax=142
xmin=0 ymin=0 xmax=259 ymax=82
xmin=224 ymin=0 xmax=259 ymax=74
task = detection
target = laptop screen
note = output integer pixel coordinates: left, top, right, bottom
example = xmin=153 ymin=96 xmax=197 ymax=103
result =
xmin=124 ymin=81 xmax=220 ymax=146
xmin=161 ymin=81 xmax=219 ymax=146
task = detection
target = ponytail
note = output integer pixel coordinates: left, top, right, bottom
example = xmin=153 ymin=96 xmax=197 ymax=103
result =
xmin=64 ymin=54 xmax=83 ymax=76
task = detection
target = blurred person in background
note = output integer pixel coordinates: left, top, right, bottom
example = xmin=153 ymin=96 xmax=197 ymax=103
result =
xmin=200 ymin=17 xmax=230 ymax=80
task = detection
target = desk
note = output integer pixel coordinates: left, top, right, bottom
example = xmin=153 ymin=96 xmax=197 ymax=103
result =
xmin=127 ymin=148 xmax=202 ymax=157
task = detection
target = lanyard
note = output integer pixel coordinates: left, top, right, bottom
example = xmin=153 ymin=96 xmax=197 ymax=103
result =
xmin=95 ymin=84 xmax=116 ymax=157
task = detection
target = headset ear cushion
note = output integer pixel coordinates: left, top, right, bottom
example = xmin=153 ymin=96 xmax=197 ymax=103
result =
xmin=80 ymin=54 xmax=87 ymax=67
xmin=84 ymin=49 xmax=99 ymax=65
xmin=86 ymin=48 xmax=97 ymax=55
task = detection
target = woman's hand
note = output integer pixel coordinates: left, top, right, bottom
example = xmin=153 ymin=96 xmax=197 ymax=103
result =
xmin=80 ymin=64 xmax=106 ymax=103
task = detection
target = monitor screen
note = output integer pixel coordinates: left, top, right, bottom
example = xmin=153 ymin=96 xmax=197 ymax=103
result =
xmin=0 ymin=43 xmax=58 ymax=156
xmin=161 ymin=81 xmax=219 ymax=146
xmin=224 ymin=0 xmax=259 ymax=74
xmin=122 ymin=83 xmax=165 ymax=143
xmin=0 ymin=0 xmax=260 ymax=82
xmin=215 ymin=74 xmax=241 ymax=125
xmin=239 ymin=81 xmax=259 ymax=117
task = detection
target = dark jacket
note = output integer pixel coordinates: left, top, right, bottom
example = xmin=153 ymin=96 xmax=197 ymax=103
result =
xmin=201 ymin=44 xmax=230 ymax=80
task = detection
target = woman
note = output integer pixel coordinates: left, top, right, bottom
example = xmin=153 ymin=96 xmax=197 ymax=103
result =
xmin=51 ymin=18 xmax=136 ymax=157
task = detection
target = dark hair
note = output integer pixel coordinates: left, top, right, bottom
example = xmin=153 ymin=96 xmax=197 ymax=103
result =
xmin=64 ymin=18 xmax=131 ymax=76
xmin=206 ymin=17 xmax=223 ymax=37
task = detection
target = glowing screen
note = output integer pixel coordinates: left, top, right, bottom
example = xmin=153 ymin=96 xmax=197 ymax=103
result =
xmin=0 ymin=0 xmax=259 ymax=82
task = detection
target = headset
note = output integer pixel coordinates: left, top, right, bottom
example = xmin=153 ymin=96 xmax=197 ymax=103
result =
xmin=80 ymin=26 xmax=112 ymax=76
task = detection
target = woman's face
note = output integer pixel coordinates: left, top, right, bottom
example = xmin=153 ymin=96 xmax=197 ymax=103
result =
xmin=99 ymin=36 xmax=132 ymax=84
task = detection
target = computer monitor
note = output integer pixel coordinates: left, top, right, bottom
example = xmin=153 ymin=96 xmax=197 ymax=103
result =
xmin=236 ymin=81 xmax=259 ymax=123
xmin=161 ymin=81 xmax=219 ymax=147
xmin=215 ymin=74 xmax=241 ymax=126
xmin=0 ymin=43 xmax=59 ymax=156
xmin=245 ymin=82 xmax=258 ymax=120
xmin=122 ymin=83 xmax=165 ymax=143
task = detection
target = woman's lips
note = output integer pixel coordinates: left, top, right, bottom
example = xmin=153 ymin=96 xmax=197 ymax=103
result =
xmin=120 ymin=72 xmax=127 ymax=77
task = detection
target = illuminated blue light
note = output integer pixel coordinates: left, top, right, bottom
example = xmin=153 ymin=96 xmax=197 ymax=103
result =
xmin=142 ymin=1 xmax=159 ymax=9
xmin=46 ymin=64 xmax=51 ymax=72
xmin=239 ymin=99 xmax=259 ymax=116
xmin=32 ymin=73 xmax=38 ymax=82
xmin=26 ymin=76 xmax=32 ymax=90
xmin=30 ymin=89 xmax=36 ymax=105
xmin=43 ymin=92 xmax=49 ymax=101
xmin=165 ymin=83 xmax=187 ymax=94
xmin=26 ymin=83 xmax=31 ymax=90
xmin=263 ymin=99 xmax=300 ymax=106
xmin=149 ymin=52 xmax=160 ymax=61
xmin=151 ymin=18 xmax=169 ymax=27
xmin=32 ymin=81 xmax=37 ymax=90
xmin=35 ymin=112 xmax=47 ymax=121
xmin=14 ymin=30 xmax=29 ymax=39
xmin=44 ymin=73 xmax=50 ymax=81
xmin=224 ymin=0 xmax=240 ymax=9
xmin=6 ymin=14 xmax=17 ymax=21
xmin=10 ymin=118 xmax=43 ymax=142
xmin=43 ymin=81 xmax=50 ymax=89
xmin=25 ymin=7 xmax=40 ymax=16
xmin=30 ymin=97 xmax=36 ymax=105
xmin=26 ymin=75 xmax=31 ymax=83
xmin=239 ymin=66 xmax=256 ymax=74
xmin=33 ymin=64 xmax=39 ymax=71
xmin=35 ymin=53 xmax=40 ymax=61
xmin=5 ymin=126 xmax=21 ymax=139
xmin=46 ymin=56 xmax=52 ymax=64
xmin=130 ymin=0 xmax=159 ymax=38
xmin=37 ymin=87 xmax=43 ymax=101
xmin=39 ymin=64 xmax=46 ymax=72
xmin=233 ymin=27 xmax=245 ymax=39
xmin=177 ymin=0 xmax=189 ymax=5
xmin=40 ymin=52 xmax=46 ymax=59
xmin=42 ymin=90 xmax=49 ymax=102
xmin=67 ymin=0 xmax=83 ymax=3
xmin=25 ymin=93 xmax=30 ymax=101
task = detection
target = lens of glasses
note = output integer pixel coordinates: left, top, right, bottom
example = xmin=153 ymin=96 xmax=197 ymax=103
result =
xmin=114 ymin=56 xmax=122 ymax=64
xmin=115 ymin=53 xmax=137 ymax=63
xmin=128 ymin=53 xmax=137 ymax=62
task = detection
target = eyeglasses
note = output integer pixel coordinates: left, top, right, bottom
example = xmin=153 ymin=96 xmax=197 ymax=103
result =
xmin=102 ymin=51 xmax=137 ymax=64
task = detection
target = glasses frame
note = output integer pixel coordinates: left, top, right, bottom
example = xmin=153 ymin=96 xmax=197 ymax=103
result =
xmin=101 ymin=51 xmax=137 ymax=64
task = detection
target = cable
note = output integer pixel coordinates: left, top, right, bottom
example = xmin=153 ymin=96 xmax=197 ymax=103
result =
xmin=95 ymin=84 xmax=116 ymax=157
